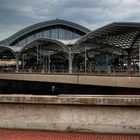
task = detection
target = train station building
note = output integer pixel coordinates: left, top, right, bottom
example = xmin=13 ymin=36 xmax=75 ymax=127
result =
xmin=0 ymin=19 xmax=140 ymax=74
xmin=1 ymin=20 xmax=140 ymax=137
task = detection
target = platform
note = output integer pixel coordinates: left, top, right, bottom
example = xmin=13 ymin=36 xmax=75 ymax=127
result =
xmin=0 ymin=73 xmax=140 ymax=88
xmin=0 ymin=129 xmax=139 ymax=140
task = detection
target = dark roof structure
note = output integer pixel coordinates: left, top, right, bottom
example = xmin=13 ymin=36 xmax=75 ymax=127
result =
xmin=74 ymin=22 xmax=140 ymax=54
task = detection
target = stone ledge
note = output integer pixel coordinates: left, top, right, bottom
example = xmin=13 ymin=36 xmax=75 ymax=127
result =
xmin=0 ymin=95 xmax=140 ymax=106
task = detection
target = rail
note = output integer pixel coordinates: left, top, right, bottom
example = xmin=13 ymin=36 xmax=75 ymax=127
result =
xmin=0 ymin=68 xmax=140 ymax=76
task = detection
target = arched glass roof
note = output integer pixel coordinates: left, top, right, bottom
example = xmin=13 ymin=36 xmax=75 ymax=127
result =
xmin=0 ymin=19 xmax=90 ymax=46
xmin=18 ymin=37 xmax=68 ymax=58
xmin=0 ymin=45 xmax=18 ymax=58
xmin=74 ymin=22 xmax=140 ymax=53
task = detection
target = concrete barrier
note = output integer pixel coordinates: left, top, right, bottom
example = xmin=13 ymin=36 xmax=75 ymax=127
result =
xmin=0 ymin=73 xmax=140 ymax=88
xmin=0 ymin=95 xmax=140 ymax=134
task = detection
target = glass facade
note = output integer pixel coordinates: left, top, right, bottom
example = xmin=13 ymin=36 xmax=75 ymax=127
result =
xmin=11 ymin=25 xmax=85 ymax=46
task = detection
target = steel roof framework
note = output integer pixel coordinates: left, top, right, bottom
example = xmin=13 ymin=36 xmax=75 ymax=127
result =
xmin=73 ymin=22 xmax=140 ymax=72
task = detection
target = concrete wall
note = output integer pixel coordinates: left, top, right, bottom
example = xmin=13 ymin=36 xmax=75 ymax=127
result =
xmin=0 ymin=73 xmax=140 ymax=88
xmin=0 ymin=95 xmax=140 ymax=134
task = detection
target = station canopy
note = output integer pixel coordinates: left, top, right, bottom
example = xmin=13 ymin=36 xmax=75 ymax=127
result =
xmin=1 ymin=21 xmax=140 ymax=73
xmin=74 ymin=22 xmax=140 ymax=55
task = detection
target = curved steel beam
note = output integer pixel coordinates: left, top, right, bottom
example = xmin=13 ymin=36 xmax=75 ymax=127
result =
xmin=17 ymin=37 xmax=68 ymax=58
xmin=0 ymin=19 xmax=90 ymax=46
xmin=0 ymin=45 xmax=17 ymax=58
xmin=74 ymin=22 xmax=140 ymax=51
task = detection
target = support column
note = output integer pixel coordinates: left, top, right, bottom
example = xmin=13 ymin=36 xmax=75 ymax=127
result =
xmin=84 ymin=47 xmax=90 ymax=73
xmin=16 ymin=57 xmax=19 ymax=73
xmin=22 ymin=54 xmax=25 ymax=71
xmin=48 ymin=51 xmax=53 ymax=73
xmin=139 ymin=42 xmax=140 ymax=75
xmin=127 ymin=50 xmax=131 ymax=74
xmin=48 ymin=54 xmax=51 ymax=73
xmin=68 ymin=47 xmax=73 ymax=74
xmin=37 ymin=45 xmax=38 ymax=64
xmin=85 ymin=48 xmax=87 ymax=73
xmin=42 ymin=55 xmax=45 ymax=73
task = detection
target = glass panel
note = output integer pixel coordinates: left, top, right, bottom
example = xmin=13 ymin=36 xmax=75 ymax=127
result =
xmin=11 ymin=25 xmax=85 ymax=46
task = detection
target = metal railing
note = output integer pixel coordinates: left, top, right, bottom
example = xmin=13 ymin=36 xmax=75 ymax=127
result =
xmin=0 ymin=67 xmax=140 ymax=76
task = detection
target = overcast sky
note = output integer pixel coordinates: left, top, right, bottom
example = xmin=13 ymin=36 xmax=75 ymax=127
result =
xmin=0 ymin=0 xmax=140 ymax=40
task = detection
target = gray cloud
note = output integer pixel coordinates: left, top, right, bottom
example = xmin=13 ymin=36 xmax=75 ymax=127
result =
xmin=0 ymin=0 xmax=140 ymax=40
